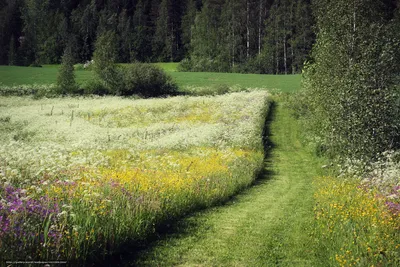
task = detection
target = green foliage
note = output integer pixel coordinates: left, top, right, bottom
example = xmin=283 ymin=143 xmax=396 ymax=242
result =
xmin=57 ymin=45 xmax=78 ymax=94
xmin=177 ymin=58 xmax=192 ymax=72
xmin=121 ymin=63 xmax=178 ymax=97
xmin=153 ymin=0 xmax=173 ymax=62
xmin=82 ymin=79 xmax=110 ymax=95
xmin=92 ymin=30 xmax=123 ymax=94
xmin=302 ymin=0 xmax=400 ymax=161
xmin=0 ymin=83 xmax=57 ymax=97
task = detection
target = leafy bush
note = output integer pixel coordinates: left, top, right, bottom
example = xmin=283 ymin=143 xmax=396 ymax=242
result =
xmin=178 ymin=57 xmax=228 ymax=73
xmin=82 ymin=79 xmax=110 ymax=95
xmin=121 ymin=63 xmax=177 ymax=97
xmin=240 ymin=54 xmax=272 ymax=74
xmin=177 ymin=58 xmax=192 ymax=72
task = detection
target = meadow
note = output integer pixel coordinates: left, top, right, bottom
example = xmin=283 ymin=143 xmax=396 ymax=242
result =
xmin=0 ymin=91 xmax=270 ymax=262
xmin=0 ymin=64 xmax=301 ymax=93
xmin=1 ymin=63 xmax=399 ymax=266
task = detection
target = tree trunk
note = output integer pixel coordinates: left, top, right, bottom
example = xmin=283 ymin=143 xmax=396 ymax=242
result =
xmin=291 ymin=45 xmax=295 ymax=74
xmin=246 ymin=0 xmax=250 ymax=59
xmin=258 ymin=0 xmax=262 ymax=55
xmin=283 ymin=36 xmax=287 ymax=74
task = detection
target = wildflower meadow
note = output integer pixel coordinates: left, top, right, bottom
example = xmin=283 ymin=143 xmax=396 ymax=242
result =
xmin=0 ymin=91 xmax=270 ymax=262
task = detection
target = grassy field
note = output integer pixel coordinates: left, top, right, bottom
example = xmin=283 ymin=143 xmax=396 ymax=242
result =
xmin=0 ymin=64 xmax=301 ymax=93
xmin=0 ymin=91 xmax=270 ymax=262
xmin=127 ymin=97 xmax=327 ymax=266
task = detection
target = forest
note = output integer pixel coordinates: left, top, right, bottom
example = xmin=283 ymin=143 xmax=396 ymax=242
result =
xmin=0 ymin=0 xmax=314 ymax=74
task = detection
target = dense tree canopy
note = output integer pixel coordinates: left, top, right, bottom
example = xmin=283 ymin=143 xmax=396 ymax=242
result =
xmin=302 ymin=0 xmax=400 ymax=161
xmin=0 ymin=0 xmax=315 ymax=73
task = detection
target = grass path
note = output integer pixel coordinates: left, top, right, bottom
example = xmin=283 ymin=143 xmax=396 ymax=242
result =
xmin=120 ymin=99 xmax=325 ymax=266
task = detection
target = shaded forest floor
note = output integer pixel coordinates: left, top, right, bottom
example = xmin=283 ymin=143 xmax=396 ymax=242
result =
xmin=115 ymin=97 xmax=326 ymax=266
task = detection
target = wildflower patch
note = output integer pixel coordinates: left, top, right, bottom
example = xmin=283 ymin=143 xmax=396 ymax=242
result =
xmin=0 ymin=91 xmax=270 ymax=261
xmin=314 ymin=176 xmax=400 ymax=267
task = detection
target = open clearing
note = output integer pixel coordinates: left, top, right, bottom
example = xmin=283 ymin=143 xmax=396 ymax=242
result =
xmin=117 ymin=98 xmax=327 ymax=266
xmin=0 ymin=65 xmax=301 ymax=93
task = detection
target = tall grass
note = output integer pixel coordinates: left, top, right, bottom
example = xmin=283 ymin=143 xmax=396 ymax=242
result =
xmin=0 ymin=91 xmax=270 ymax=262
xmin=314 ymin=176 xmax=400 ymax=266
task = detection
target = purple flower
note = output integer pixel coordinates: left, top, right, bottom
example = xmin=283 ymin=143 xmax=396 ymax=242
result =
xmin=386 ymin=201 xmax=400 ymax=215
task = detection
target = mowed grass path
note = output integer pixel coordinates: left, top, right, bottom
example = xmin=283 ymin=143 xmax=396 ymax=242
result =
xmin=0 ymin=65 xmax=301 ymax=92
xmin=117 ymin=98 xmax=325 ymax=266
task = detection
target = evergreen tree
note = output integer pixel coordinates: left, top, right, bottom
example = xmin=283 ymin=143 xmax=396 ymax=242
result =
xmin=290 ymin=0 xmax=313 ymax=73
xmin=153 ymin=0 xmax=173 ymax=61
xmin=132 ymin=0 xmax=152 ymax=61
xmin=57 ymin=43 xmax=78 ymax=94
xmin=71 ymin=0 xmax=98 ymax=62
xmin=118 ymin=9 xmax=133 ymax=62
xmin=181 ymin=0 xmax=197 ymax=54
xmin=20 ymin=0 xmax=50 ymax=65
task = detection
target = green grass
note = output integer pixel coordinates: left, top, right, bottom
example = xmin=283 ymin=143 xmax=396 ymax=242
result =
xmin=114 ymin=96 xmax=327 ymax=266
xmin=0 ymin=64 xmax=301 ymax=93
xmin=154 ymin=62 xmax=179 ymax=72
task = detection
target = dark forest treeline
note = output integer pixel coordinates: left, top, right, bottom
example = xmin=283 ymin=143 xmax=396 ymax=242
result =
xmin=0 ymin=0 xmax=314 ymax=73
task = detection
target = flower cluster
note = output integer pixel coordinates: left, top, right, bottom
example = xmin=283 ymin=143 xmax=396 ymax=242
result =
xmin=0 ymin=91 xmax=270 ymax=261
xmin=0 ymin=184 xmax=62 ymax=260
xmin=314 ymin=176 xmax=400 ymax=267
xmin=83 ymin=60 xmax=94 ymax=69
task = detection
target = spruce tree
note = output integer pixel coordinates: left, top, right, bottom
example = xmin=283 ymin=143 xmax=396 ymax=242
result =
xmin=57 ymin=44 xmax=78 ymax=94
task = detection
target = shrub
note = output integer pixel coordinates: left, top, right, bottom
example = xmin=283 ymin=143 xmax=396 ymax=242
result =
xmin=177 ymin=58 xmax=193 ymax=72
xmin=82 ymin=79 xmax=110 ymax=95
xmin=0 ymin=84 xmax=57 ymax=97
xmin=73 ymin=64 xmax=84 ymax=71
xmin=121 ymin=63 xmax=178 ymax=97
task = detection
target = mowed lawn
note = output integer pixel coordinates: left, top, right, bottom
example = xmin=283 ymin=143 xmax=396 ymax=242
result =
xmin=0 ymin=64 xmax=301 ymax=92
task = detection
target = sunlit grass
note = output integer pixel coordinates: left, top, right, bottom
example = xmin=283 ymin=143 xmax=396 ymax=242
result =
xmin=0 ymin=91 xmax=270 ymax=262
